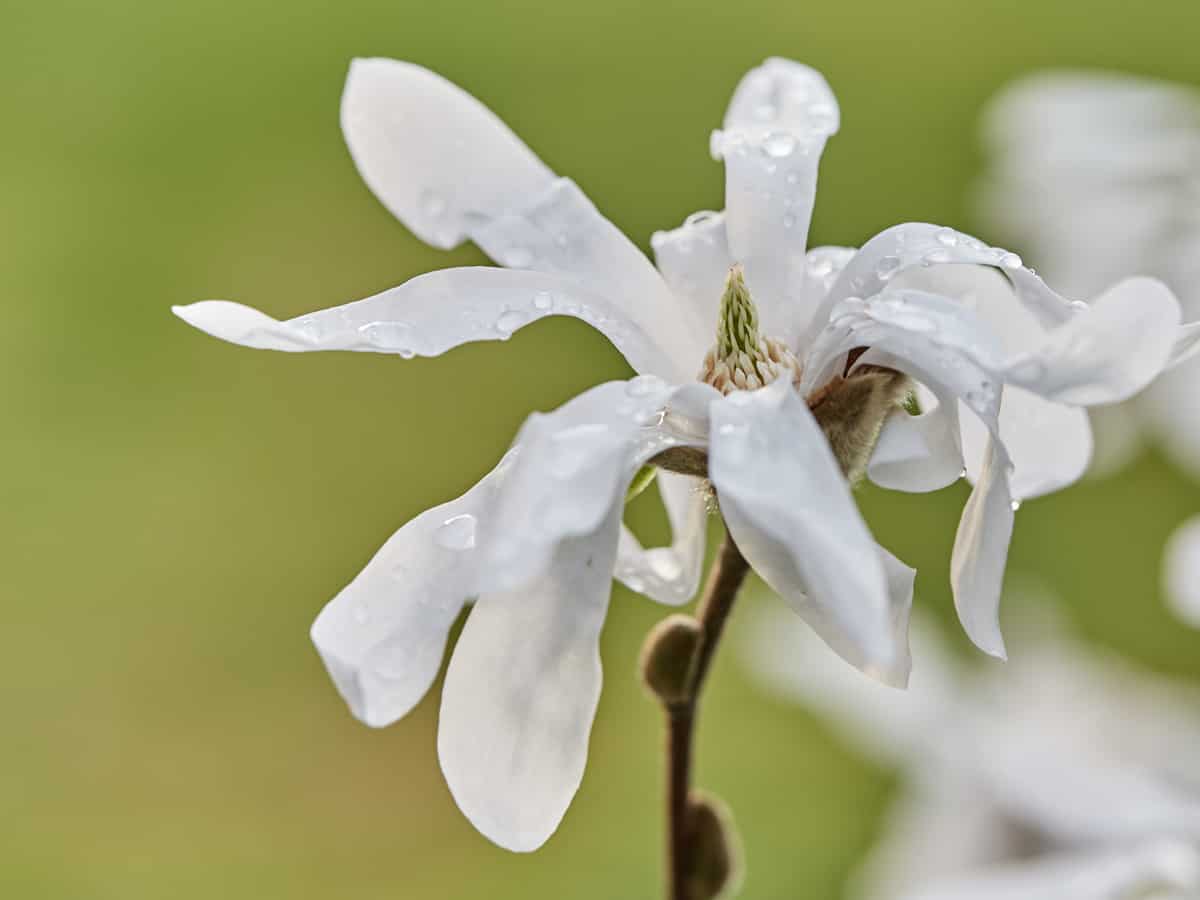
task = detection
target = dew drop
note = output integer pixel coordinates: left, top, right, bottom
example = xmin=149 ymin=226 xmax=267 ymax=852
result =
xmin=685 ymin=210 xmax=720 ymax=228
xmin=358 ymin=321 xmax=414 ymax=353
xmin=1010 ymin=499 xmax=1022 ymax=512
xmin=875 ymin=255 xmax=903 ymax=281
xmin=495 ymin=309 xmax=528 ymax=336
xmin=648 ymin=552 xmax=683 ymax=582
xmin=935 ymin=228 xmax=959 ymax=247
xmin=623 ymin=573 xmax=648 ymax=593
xmin=627 ymin=374 xmax=667 ymax=397
xmin=808 ymin=255 xmax=835 ymax=277
xmin=782 ymin=213 xmax=796 ymax=229
xmin=785 ymin=172 xmax=799 ymax=185
xmin=435 ymin=513 xmax=477 ymax=551
xmin=762 ymin=132 xmax=797 ymax=158
xmin=999 ymin=252 xmax=1023 ymax=270
xmin=958 ymin=467 xmax=968 ymax=479
xmin=1069 ymin=300 xmax=1089 ymax=312
xmin=923 ymin=249 xmax=952 ymax=266
xmin=532 ymin=291 xmax=554 ymax=311
xmin=633 ymin=407 xmax=666 ymax=427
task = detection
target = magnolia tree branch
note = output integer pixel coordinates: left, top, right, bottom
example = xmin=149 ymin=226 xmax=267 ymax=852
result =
xmin=657 ymin=530 xmax=749 ymax=900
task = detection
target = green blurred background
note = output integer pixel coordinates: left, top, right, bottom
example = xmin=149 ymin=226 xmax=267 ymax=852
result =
xmin=6 ymin=0 xmax=1200 ymax=896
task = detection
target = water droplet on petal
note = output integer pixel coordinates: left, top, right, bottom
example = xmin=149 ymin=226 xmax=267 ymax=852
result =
xmin=623 ymin=573 xmax=648 ymax=593
xmin=633 ymin=407 xmax=666 ymax=427
xmin=935 ymin=228 xmax=959 ymax=247
xmin=358 ymin=321 xmax=414 ymax=354
xmin=808 ymin=255 xmax=835 ymax=277
xmin=785 ymin=172 xmax=798 ymax=185
xmin=1010 ymin=499 xmax=1022 ymax=512
xmin=762 ymin=132 xmax=797 ymax=158
xmin=1070 ymin=300 xmax=1089 ymax=312
xmin=533 ymin=291 xmax=554 ymax=311
xmin=782 ymin=213 xmax=796 ymax=229
xmin=923 ymin=249 xmax=952 ymax=266
xmin=495 ymin=310 xmax=528 ymax=336
xmin=627 ymin=374 xmax=667 ymax=397
xmin=958 ymin=467 xmax=968 ymax=479
xmin=649 ymin=553 xmax=683 ymax=582
xmin=435 ymin=513 xmax=477 ymax=551
xmin=875 ymin=255 xmax=903 ymax=281
xmin=999 ymin=252 xmax=1023 ymax=270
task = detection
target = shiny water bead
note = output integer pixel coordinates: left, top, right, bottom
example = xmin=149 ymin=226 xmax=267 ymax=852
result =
xmin=495 ymin=309 xmax=528 ymax=336
xmin=435 ymin=514 xmax=478 ymax=551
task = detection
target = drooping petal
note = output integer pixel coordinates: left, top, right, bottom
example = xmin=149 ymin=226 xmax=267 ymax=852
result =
xmin=889 ymin=841 xmax=1200 ymax=900
xmin=1001 ymin=276 xmax=1181 ymax=405
xmin=959 ymin=387 xmax=1092 ymax=500
xmin=1163 ymin=515 xmax=1200 ymax=629
xmin=310 ymin=452 xmax=514 ymax=728
xmin=437 ymin=503 xmax=621 ymax=852
xmin=173 ymin=266 xmax=680 ymax=379
xmin=707 ymin=378 xmax=905 ymax=684
xmin=473 ymin=378 xmax=717 ymax=597
xmin=651 ymin=210 xmax=734 ymax=347
xmin=340 ymin=58 xmax=702 ymax=375
xmin=714 ymin=58 xmax=841 ymax=343
xmin=615 ymin=471 xmax=709 ymax=606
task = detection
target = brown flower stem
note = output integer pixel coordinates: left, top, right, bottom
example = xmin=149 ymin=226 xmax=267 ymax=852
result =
xmin=665 ymin=530 xmax=749 ymax=900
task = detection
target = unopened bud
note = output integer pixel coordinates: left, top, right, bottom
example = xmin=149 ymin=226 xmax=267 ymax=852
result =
xmin=808 ymin=367 xmax=911 ymax=484
xmin=639 ymin=614 xmax=701 ymax=705
xmin=684 ymin=791 xmax=741 ymax=899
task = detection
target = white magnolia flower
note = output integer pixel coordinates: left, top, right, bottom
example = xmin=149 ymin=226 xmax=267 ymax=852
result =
xmin=976 ymin=72 xmax=1200 ymax=626
xmin=740 ymin=588 xmax=1200 ymax=900
xmin=176 ymin=57 xmax=1191 ymax=850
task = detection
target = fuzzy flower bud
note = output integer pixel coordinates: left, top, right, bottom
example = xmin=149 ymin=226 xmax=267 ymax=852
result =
xmin=639 ymin=614 xmax=701 ymax=705
xmin=683 ymin=791 xmax=741 ymax=899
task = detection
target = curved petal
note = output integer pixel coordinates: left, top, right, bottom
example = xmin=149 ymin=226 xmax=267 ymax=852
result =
xmin=341 ymin=58 xmax=553 ymax=250
xmin=714 ymin=58 xmax=840 ymax=343
xmin=310 ymin=452 xmax=514 ymax=728
xmin=707 ymin=378 xmax=905 ymax=685
xmin=651 ymin=210 xmax=733 ymax=348
xmin=615 ymin=471 xmax=709 ymax=606
xmin=437 ymin=503 xmax=621 ymax=852
xmin=869 ymin=386 xmax=965 ymax=493
xmin=1163 ymin=515 xmax=1200 ymax=629
xmin=474 ymin=378 xmax=717 ymax=596
xmin=341 ymin=58 xmax=701 ymax=376
xmin=174 ymin=267 xmax=679 ymax=379
xmin=960 ymin=387 xmax=1093 ymax=500
xmin=1001 ymin=276 xmax=1181 ymax=405
xmin=893 ymin=842 xmax=1200 ymax=900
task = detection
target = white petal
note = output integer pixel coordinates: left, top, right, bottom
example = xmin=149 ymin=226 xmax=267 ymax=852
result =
xmin=715 ymin=59 xmax=840 ymax=342
xmin=1001 ymin=276 xmax=1182 ymax=405
xmin=341 ymin=59 xmax=702 ymax=375
xmin=437 ymin=504 xmax=621 ymax=852
xmin=893 ymin=841 xmax=1200 ymax=900
xmin=869 ymin=387 xmax=965 ymax=493
xmin=960 ymin=387 xmax=1093 ymax=500
xmin=474 ymin=379 xmax=715 ymax=596
xmin=707 ymin=378 xmax=905 ymax=684
xmin=173 ymin=267 xmax=680 ymax=379
xmin=615 ymin=471 xmax=708 ymax=606
xmin=651 ymin=209 xmax=734 ymax=346
xmin=1169 ymin=321 xmax=1200 ymax=367
xmin=341 ymin=58 xmax=554 ymax=250
xmin=1163 ymin=515 xmax=1200 ymax=629
xmin=310 ymin=453 xmax=513 ymax=728
xmin=950 ymin=439 xmax=1014 ymax=658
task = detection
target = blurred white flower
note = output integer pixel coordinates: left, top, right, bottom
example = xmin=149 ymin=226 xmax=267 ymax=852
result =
xmin=977 ymin=72 xmax=1200 ymax=628
xmin=176 ymin=58 xmax=1192 ymax=850
xmin=740 ymin=587 xmax=1200 ymax=900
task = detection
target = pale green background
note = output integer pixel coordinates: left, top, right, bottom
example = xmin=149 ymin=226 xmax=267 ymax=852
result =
xmin=5 ymin=0 xmax=1200 ymax=897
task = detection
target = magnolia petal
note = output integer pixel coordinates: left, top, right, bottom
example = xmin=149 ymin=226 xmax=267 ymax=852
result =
xmin=1169 ymin=321 xmax=1200 ymax=367
xmin=715 ymin=58 xmax=840 ymax=342
xmin=474 ymin=378 xmax=716 ymax=597
xmin=869 ymin=387 xmax=965 ymax=493
xmin=892 ymin=841 xmax=1200 ymax=900
xmin=437 ymin=504 xmax=620 ymax=852
xmin=651 ymin=210 xmax=734 ymax=347
xmin=310 ymin=453 xmax=513 ymax=728
xmin=1163 ymin=515 xmax=1200 ymax=629
xmin=950 ymin=439 xmax=1014 ymax=658
xmin=1001 ymin=277 xmax=1182 ymax=405
xmin=469 ymin=178 xmax=707 ymax=374
xmin=960 ymin=387 xmax=1093 ymax=501
xmin=803 ymin=222 xmax=1075 ymax=351
xmin=173 ymin=267 xmax=674 ymax=378
xmin=708 ymin=378 xmax=904 ymax=685
xmin=615 ymin=471 xmax=708 ymax=606
xmin=341 ymin=58 xmax=553 ymax=250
